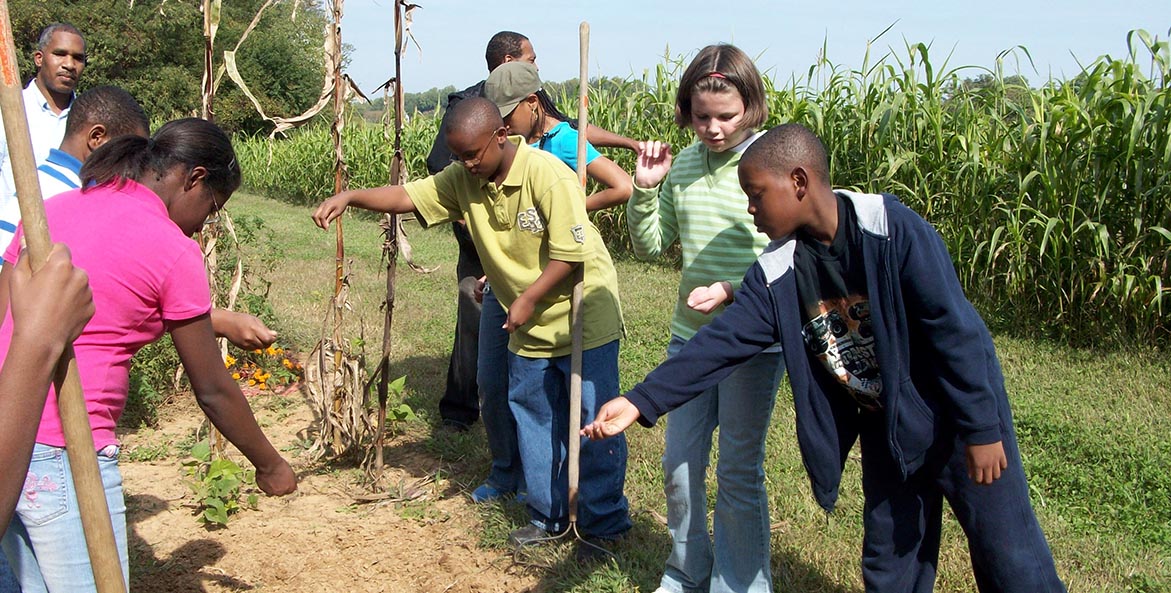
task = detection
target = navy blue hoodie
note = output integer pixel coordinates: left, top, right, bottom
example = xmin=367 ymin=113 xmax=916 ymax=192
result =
xmin=625 ymin=191 xmax=1010 ymax=512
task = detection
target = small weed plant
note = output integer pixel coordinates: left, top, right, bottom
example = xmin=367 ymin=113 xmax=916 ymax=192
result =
xmin=183 ymin=441 xmax=259 ymax=526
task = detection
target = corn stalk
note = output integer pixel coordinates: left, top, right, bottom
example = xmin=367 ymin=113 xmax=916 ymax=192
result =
xmin=305 ymin=0 xmax=371 ymax=461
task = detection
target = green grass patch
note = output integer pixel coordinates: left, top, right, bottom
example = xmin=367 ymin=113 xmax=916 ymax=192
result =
xmin=228 ymin=190 xmax=1169 ymax=591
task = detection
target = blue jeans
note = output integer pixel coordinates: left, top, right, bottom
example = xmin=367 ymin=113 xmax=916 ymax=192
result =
xmin=660 ymin=335 xmax=784 ymax=593
xmin=477 ymin=285 xmax=524 ymax=492
xmin=2 ymin=444 xmax=129 ymax=593
xmin=0 ymin=552 xmax=16 ymax=592
xmin=858 ymin=404 xmax=1065 ymax=593
xmin=508 ymin=339 xmax=631 ymax=537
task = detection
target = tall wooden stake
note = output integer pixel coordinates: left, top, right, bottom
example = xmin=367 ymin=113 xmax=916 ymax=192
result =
xmin=567 ymin=20 xmax=589 ymax=529
xmin=0 ymin=2 xmax=126 ymax=591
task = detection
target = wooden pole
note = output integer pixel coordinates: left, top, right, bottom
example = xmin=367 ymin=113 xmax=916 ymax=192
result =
xmin=0 ymin=2 xmax=126 ymax=591
xmin=567 ymin=20 xmax=589 ymax=526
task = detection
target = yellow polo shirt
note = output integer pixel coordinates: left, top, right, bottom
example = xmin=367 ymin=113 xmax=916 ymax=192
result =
xmin=404 ymin=136 xmax=623 ymax=358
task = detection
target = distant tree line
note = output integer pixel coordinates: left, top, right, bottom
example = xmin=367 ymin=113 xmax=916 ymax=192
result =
xmin=7 ymin=0 xmax=328 ymax=135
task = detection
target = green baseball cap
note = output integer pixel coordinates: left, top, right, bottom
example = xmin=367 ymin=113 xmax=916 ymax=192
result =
xmin=485 ymin=61 xmax=542 ymax=118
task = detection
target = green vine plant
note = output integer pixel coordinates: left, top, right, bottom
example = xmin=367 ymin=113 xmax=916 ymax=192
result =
xmin=183 ymin=441 xmax=259 ymax=526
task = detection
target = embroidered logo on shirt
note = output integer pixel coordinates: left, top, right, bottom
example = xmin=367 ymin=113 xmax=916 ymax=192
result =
xmin=571 ymin=225 xmax=585 ymax=244
xmin=517 ymin=207 xmax=545 ymax=234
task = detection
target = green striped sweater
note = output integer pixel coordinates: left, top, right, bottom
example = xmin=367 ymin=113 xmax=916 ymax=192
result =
xmin=626 ymin=137 xmax=773 ymax=340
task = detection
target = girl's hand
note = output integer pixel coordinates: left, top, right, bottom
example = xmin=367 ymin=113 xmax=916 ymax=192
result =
xmin=212 ymin=310 xmax=277 ymax=350
xmin=965 ymin=441 xmax=1008 ymax=485
xmin=686 ymin=281 xmax=733 ymax=314
xmin=312 ymin=193 xmax=351 ymax=230
xmin=581 ymin=397 xmax=641 ymax=440
xmin=256 ymin=458 xmax=298 ymax=496
xmin=634 ymin=141 xmax=672 ymax=188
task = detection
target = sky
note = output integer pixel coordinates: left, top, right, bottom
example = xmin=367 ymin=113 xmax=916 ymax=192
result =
xmin=341 ymin=0 xmax=1171 ymax=95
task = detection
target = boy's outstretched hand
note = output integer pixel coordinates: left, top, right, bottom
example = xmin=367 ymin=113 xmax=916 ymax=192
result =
xmin=966 ymin=441 xmax=1008 ymax=485
xmin=312 ymin=193 xmax=351 ymax=230
xmin=580 ymin=396 xmax=642 ymax=440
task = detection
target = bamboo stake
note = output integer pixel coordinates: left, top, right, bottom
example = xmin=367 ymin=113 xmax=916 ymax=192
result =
xmin=567 ymin=19 xmax=589 ymax=529
xmin=0 ymin=3 xmax=125 ymax=591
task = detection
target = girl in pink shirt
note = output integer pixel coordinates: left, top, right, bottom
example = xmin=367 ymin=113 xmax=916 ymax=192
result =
xmin=0 ymin=118 xmax=296 ymax=593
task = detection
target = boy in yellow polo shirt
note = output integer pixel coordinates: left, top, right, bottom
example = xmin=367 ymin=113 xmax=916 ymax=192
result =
xmin=313 ymin=97 xmax=630 ymax=553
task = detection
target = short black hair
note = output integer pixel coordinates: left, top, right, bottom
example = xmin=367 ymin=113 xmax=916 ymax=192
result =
xmin=446 ymin=97 xmax=504 ymax=137
xmin=37 ymin=22 xmax=85 ymax=52
xmin=65 ymin=86 xmax=149 ymax=141
xmin=82 ymin=118 xmax=240 ymax=198
xmin=742 ymin=123 xmax=831 ymax=185
xmin=485 ymin=31 xmax=528 ymax=71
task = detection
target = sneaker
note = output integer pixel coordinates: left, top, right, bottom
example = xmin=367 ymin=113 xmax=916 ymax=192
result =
xmin=471 ymin=483 xmax=510 ymax=503
xmin=508 ymin=524 xmax=550 ymax=548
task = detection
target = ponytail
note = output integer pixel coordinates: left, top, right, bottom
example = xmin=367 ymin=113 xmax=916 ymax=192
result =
xmin=80 ymin=135 xmax=155 ymax=188
xmin=536 ymin=89 xmax=577 ymax=129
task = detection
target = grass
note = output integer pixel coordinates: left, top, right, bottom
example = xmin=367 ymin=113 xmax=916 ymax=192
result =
xmin=224 ymin=190 xmax=1170 ymax=592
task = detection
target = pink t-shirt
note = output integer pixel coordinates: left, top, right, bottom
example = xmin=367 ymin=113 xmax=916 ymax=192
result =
xmin=0 ymin=179 xmax=211 ymax=449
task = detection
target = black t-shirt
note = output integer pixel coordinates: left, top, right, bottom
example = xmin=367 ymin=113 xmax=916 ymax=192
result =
xmin=793 ymin=193 xmax=883 ymax=411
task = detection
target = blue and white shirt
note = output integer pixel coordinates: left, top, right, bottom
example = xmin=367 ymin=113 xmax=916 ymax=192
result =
xmin=0 ymin=148 xmax=82 ymax=256
xmin=0 ymin=81 xmax=73 ymax=250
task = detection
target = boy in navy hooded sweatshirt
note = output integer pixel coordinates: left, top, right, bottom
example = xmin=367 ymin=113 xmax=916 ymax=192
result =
xmin=583 ymin=123 xmax=1065 ymax=592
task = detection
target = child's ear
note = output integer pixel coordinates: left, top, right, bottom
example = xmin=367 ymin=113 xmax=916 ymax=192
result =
xmin=86 ymin=124 xmax=107 ymax=151
xmin=793 ymin=166 xmax=809 ymax=199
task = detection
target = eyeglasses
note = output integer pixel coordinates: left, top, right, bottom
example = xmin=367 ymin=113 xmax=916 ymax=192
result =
xmin=451 ymin=127 xmax=504 ymax=168
xmin=204 ymin=190 xmax=225 ymax=227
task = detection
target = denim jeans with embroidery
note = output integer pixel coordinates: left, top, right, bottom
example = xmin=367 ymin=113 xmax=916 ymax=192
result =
xmin=2 ymin=443 xmax=129 ymax=593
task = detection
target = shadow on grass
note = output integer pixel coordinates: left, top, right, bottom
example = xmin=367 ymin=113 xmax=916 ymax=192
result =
xmin=293 ymin=352 xmax=500 ymax=501
xmin=127 ymin=493 xmax=253 ymax=592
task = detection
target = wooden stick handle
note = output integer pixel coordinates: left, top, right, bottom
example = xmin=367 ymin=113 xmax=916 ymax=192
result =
xmin=567 ymin=20 xmax=589 ymax=524
xmin=0 ymin=3 xmax=126 ymax=592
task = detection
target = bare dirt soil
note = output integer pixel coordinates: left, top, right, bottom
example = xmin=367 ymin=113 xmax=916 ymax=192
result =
xmin=119 ymin=387 xmax=540 ymax=593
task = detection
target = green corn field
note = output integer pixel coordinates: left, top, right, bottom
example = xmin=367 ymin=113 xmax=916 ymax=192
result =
xmin=236 ymin=31 xmax=1170 ymax=346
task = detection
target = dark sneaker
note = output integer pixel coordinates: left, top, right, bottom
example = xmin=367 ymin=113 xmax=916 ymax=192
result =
xmin=508 ymin=524 xmax=550 ymax=548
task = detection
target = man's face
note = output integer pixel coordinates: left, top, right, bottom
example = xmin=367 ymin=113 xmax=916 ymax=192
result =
xmin=34 ymin=32 xmax=86 ymax=96
xmin=509 ymin=39 xmax=537 ymax=67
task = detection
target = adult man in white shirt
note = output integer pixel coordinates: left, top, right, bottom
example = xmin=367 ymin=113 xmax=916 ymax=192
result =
xmin=0 ymin=23 xmax=86 ymax=248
